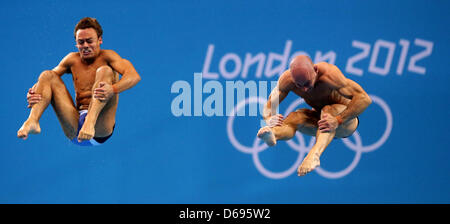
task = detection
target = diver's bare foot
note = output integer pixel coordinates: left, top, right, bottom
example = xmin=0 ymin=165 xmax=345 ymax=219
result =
xmin=297 ymin=152 xmax=320 ymax=176
xmin=17 ymin=120 xmax=41 ymax=140
xmin=77 ymin=123 xmax=95 ymax=142
xmin=257 ymin=126 xmax=276 ymax=146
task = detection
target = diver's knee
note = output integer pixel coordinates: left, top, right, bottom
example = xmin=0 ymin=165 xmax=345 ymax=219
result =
xmin=321 ymin=104 xmax=346 ymax=118
xmin=95 ymin=66 xmax=114 ymax=80
xmin=96 ymin=65 xmax=113 ymax=74
xmin=321 ymin=105 xmax=333 ymax=114
xmin=38 ymin=70 xmax=58 ymax=82
xmin=289 ymin=109 xmax=313 ymax=124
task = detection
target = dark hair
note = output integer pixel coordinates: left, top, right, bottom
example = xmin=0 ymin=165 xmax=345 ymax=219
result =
xmin=74 ymin=17 xmax=103 ymax=38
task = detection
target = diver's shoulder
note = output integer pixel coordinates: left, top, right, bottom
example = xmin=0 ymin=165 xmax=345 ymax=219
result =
xmin=66 ymin=52 xmax=80 ymax=58
xmin=315 ymin=61 xmax=336 ymax=71
xmin=100 ymin=49 xmax=122 ymax=61
xmin=100 ymin=49 xmax=119 ymax=56
xmin=60 ymin=52 xmax=80 ymax=64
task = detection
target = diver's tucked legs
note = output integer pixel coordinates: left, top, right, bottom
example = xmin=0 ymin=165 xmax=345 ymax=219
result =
xmin=18 ymin=70 xmax=78 ymax=140
xmin=257 ymin=108 xmax=319 ymax=146
xmin=77 ymin=66 xmax=117 ymax=141
xmin=297 ymin=104 xmax=358 ymax=176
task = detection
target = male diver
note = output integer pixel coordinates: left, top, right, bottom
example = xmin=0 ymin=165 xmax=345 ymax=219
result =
xmin=257 ymin=55 xmax=371 ymax=176
xmin=17 ymin=17 xmax=141 ymax=146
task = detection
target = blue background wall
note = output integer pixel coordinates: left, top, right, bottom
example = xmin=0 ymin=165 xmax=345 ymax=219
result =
xmin=1 ymin=0 xmax=449 ymax=203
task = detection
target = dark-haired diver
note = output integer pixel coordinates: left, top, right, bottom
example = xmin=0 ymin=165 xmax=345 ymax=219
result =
xmin=18 ymin=17 xmax=141 ymax=146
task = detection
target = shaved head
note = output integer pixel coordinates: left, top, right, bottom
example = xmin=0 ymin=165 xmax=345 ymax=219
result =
xmin=289 ymin=55 xmax=317 ymax=91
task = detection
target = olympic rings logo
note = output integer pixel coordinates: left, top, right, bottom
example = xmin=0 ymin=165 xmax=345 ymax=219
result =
xmin=226 ymin=94 xmax=393 ymax=179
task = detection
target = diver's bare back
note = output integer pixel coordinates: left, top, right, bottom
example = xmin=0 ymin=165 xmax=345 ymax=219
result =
xmin=63 ymin=49 xmax=115 ymax=110
xmin=279 ymin=62 xmax=351 ymax=110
